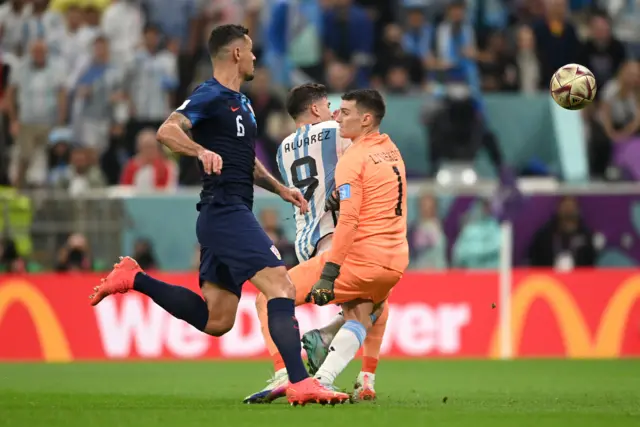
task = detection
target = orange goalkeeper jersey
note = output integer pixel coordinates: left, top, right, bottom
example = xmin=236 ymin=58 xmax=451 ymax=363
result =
xmin=328 ymin=132 xmax=409 ymax=273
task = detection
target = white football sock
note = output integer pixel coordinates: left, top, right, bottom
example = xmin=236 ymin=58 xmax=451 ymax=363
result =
xmin=315 ymin=320 xmax=366 ymax=386
xmin=318 ymin=313 xmax=345 ymax=343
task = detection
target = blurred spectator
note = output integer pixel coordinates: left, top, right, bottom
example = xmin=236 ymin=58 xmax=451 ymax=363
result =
xmin=0 ymin=0 xmax=30 ymax=55
xmin=56 ymin=232 xmax=92 ymax=272
xmin=120 ymin=128 xmax=177 ymax=191
xmin=604 ymin=0 xmax=640 ymax=55
xmin=532 ymin=0 xmax=580 ymax=86
xmin=7 ymin=39 xmax=67 ymax=188
xmin=578 ymin=11 xmax=626 ymax=88
xmin=133 ymin=237 xmax=158 ymax=270
xmin=58 ymin=4 xmax=98 ymax=79
xmin=476 ymin=30 xmax=516 ymax=92
xmin=266 ymin=0 xmax=324 ymax=85
xmin=53 ymin=146 xmax=106 ymax=195
xmin=513 ymin=25 xmax=541 ymax=93
xmin=21 ymin=0 xmax=65 ymax=57
xmin=376 ymin=23 xmax=422 ymax=88
xmin=323 ymin=0 xmax=374 ymax=88
xmin=325 ymin=61 xmax=356 ymax=93
xmin=528 ymin=196 xmax=596 ymax=269
xmin=426 ymin=86 xmax=503 ymax=174
xmin=452 ymin=198 xmax=501 ymax=269
xmin=599 ymin=60 xmax=640 ymax=180
xmin=47 ymin=127 xmax=73 ymax=185
xmin=259 ymin=208 xmax=298 ymax=268
xmin=0 ymin=236 xmax=26 ymax=273
xmin=599 ymin=61 xmax=640 ymax=143
xmin=408 ymin=194 xmax=447 ymax=270
xmin=468 ymin=0 xmax=509 ymax=40
xmin=385 ymin=65 xmax=414 ymax=94
xmin=245 ymin=68 xmax=292 ymax=174
xmin=124 ymin=24 xmax=178 ymax=154
xmin=427 ymin=1 xmax=478 ymax=85
xmin=142 ymin=0 xmax=199 ymax=102
xmin=101 ymin=0 xmax=144 ymax=68
xmin=70 ymin=36 xmax=124 ymax=155
xmin=401 ymin=8 xmax=431 ymax=72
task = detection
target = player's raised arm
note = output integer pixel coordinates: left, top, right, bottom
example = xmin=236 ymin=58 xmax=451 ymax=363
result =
xmin=254 ymin=158 xmax=309 ymax=213
xmin=156 ymin=112 xmax=222 ymax=174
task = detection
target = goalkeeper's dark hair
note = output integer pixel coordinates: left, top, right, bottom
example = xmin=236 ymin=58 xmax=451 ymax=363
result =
xmin=341 ymin=89 xmax=386 ymax=125
xmin=286 ymin=83 xmax=329 ymax=120
xmin=208 ymin=24 xmax=249 ymax=58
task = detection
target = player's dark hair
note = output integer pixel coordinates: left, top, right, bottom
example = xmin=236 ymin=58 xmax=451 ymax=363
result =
xmin=208 ymin=24 xmax=249 ymax=57
xmin=341 ymin=89 xmax=386 ymax=124
xmin=286 ymin=83 xmax=328 ymax=120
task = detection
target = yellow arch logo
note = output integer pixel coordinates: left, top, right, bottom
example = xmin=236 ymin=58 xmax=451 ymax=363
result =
xmin=491 ymin=274 xmax=640 ymax=358
xmin=0 ymin=279 xmax=72 ymax=362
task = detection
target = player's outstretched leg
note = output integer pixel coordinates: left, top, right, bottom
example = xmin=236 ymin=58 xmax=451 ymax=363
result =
xmin=314 ymin=300 xmax=375 ymax=390
xmin=251 ymin=266 xmax=349 ymax=406
xmin=302 ymin=302 xmax=386 ymax=375
xmin=89 ymin=256 xmax=237 ymax=337
xmin=354 ymin=302 xmax=389 ymax=401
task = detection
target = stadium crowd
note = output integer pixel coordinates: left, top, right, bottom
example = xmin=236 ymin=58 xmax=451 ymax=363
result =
xmin=0 ymin=0 xmax=638 ymax=271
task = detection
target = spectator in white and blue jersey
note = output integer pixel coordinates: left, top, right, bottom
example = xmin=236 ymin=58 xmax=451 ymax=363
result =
xmin=428 ymin=1 xmax=478 ymax=84
xmin=7 ymin=39 xmax=67 ymax=187
xmin=0 ymin=0 xmax=30 ymax=55
xmin=124 ymin=24 xmax=178 ymax=155
xmin=265 ymin=0 xmax=325 ymax=86
xmin=70 ymin=36 xmax=124 ymax=155
xmin=402 ymin=8 xmax=432 ymax=66
xmin=466 ymin=0 xmax=509 ymax=41
xmin=101 ymin=0 xmax=144 ymax=68
xmin=141 ymin=0 xmax=198 ymax=103
xmin=20 ymin=0 xmax=65 ymax=57
xmin=59 ymin=4 xmax=100 ymax=87
xmin=323 ymin=0 xmax=374 ymax=88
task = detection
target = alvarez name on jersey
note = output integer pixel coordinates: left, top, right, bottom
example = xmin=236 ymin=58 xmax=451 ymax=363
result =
xmin=277 ymin=120 xmax=351 ymax=263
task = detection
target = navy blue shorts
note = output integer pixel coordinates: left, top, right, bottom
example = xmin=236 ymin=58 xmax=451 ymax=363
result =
xmin=196 ymin=203 xmax=284 ymax=297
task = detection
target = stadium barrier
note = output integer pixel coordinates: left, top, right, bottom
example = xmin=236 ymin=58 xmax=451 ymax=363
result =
xmin=0 ymin=270 xmax=638 ymax=361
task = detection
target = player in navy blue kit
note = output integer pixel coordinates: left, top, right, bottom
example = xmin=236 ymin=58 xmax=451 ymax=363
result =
xmin=89 ymin=25 xmax=349 ymax=405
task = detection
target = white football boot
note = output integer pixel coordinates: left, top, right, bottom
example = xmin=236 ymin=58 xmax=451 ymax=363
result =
xmin=352 ymin=372 xmax=376 ymax=401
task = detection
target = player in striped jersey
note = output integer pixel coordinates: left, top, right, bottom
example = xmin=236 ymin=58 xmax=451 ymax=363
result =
xmin=244 ymin=84 xmax=387 ymax=404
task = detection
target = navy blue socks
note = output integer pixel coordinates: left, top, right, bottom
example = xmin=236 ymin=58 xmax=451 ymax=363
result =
xmin=267 ymin=298 xmax=309 ymax=383
xmin=133 ymin=272 xmax=209 ymax=331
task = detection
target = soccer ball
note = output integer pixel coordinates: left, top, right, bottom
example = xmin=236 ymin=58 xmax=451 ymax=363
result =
xmin=550 ymin=64 xmax=597 ymax=110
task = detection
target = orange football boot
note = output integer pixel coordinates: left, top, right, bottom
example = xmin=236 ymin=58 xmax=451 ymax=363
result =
xmin=286 ymin=378 xmax=350 ymax=406
xmin=89 ymin=256 xmax=143 ymax=306
xmin=354 ymin=372 xmax=376 ymax=401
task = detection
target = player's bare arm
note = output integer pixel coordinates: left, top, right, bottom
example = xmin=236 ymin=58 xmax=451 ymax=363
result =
xmin=254 ymin=158 xmax=309 ymax=213
xmin=157 ymin=112 xmax=222 ymax=174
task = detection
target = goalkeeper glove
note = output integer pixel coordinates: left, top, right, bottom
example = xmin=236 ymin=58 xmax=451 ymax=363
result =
xmin=305 ymin=262 xmax=340 ymax=306
xmin=325 ymin=189 xmax=340 ymax=212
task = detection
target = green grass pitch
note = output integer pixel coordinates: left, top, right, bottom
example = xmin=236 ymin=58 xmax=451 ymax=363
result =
xmin=0 ymin=360 xmax=638 ymax=427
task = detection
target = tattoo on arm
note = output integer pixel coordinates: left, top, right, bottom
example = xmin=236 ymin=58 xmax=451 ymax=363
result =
xmin=156 ymin=112 xmax=204 ymax=157
xmin=254 ymin=158 xmax=282 ymax=194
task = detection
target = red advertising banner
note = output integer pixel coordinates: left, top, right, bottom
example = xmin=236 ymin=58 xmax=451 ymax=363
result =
xmin=0 ymin=270 xmax=638 ymax=361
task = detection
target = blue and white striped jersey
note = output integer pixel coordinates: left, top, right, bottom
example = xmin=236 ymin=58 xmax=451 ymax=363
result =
xmin=277 ymin=121 xmax=351 ymax=263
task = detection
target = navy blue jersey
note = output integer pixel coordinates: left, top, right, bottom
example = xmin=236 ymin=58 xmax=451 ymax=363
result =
xmin=177 ymin=78 xmax=257 ymax=207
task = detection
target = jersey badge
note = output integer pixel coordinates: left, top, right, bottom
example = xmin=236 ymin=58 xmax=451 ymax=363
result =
xmin=270 ymin=245 xmax=282 ymax=260
xmin=338 ymin=184 xmax=351 ymax=200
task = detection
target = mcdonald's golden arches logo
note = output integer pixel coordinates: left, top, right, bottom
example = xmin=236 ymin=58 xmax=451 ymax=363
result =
xmin=491 ymin=275 xmax=640 ymax=358
xmin=0 ymin=279 xmax=72 ymax=362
